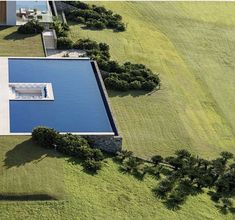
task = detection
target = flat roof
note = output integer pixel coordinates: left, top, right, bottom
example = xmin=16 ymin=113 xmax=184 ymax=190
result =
xmin=0 ymin=57 xmax=116 ymax=135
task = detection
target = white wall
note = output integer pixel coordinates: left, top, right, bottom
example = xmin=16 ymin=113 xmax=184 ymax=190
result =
xmin=6 ymin=1 xmax=16 ymax=25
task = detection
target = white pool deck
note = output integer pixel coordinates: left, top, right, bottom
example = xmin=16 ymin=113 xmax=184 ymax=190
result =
xmin=0 ymin=58 xmax=10 ymax=135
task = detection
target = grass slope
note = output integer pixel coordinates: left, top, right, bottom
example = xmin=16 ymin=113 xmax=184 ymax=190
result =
xmin=70 ymin=2 xmax=235 ymax=159
xmin=0 ymin=27 xmax=44 ymax=57
xmin=0 ymin=136 xmax=65 ymax=199
xmin=0 ymin=152 xmax=233 ymax=220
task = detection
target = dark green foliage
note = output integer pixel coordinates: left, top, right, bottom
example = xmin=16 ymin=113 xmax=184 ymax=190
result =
xmin=74 ymin=16 xmax=85 ymax=23
xmin=78 ymin=145 xmax=95 ymax=159
xmin=64 ymin=1 xmax=125 ymax=32
xmin=121 ymin=157 xmax=146 ymax=179
xmin=166 ymin=191 xmax=186 ymax=210
xmin=142 ymin=81 xmax=157 ymax=91
xmin=32 ymin=127 xmax=58 ymax=149
xmin=92 ymin=149 xmax=105 ymax=161
xmin=18 ymin=20 xmax=44 ymax=34
xmin=154 ymin=178 xmax=175 ymax=199
xmin=220 ymin=151 xmax=234 ymax=161
xmin=99 ymin=42 xmax=109 ymax=51
xmin=105 ymin=77 xmax=129 ymax=91
xmin=116 ymin=23 xmax=126 ymax=32
xmin=86 ymin=19 xmax=106 ymax=30
xmin=56 ymin=133 xmax=89 ymax=156
xmin=117 ymin=148 xmax=235 ymax=212
xmin=31 ymin=127 xmax=105 ymax=174
xmin=72 ymin=38 xmax=160 ymax=91
xmin=73 ymin=39 xmax=99 ymax=50
xmin=83 ymin=159 xmax=102 ymax=173
xmin=52 ymin=18 xmax=69 ymax=37
xmin=57 ymin=37 xmax=73 ymax=49
xmin=130 ymin=80 xmax=142 ymax=90
xmin=115 ymin=150 xmax=134 ymax=162
xmin=151 ymin=155 xmax=163 ymax=165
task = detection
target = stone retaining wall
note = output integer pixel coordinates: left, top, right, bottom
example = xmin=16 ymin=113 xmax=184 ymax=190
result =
xmin=87 ymin=135 xmax=122 ymax=153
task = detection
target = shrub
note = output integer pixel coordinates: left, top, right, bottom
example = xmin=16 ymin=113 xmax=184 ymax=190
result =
xmin=92 ymin=149 xmax=105 ymax=161
xmin=93 ymin=20 xmax=106 ymax=30
xmin=116 ymin=80 xmax=129 ymax=91
xmin=104 ymin=77 xmax=129 ymax=91
xmin=107 ymin=61 xmax=123 ymax=73
xmin=68 ymin=1 xmax=90 ymax=10
xmin=151 ymin=155 xmax=163 ymax=165
xmin=56 ymin=134 xmax=89 ymax=156
xmin=130 ymin=80 xmax=142 ymax=90
xmin=142 ymin=81 xmax=157 ymax=91
xmin=18 ymin=20 xmax=44 ymax=34
xmin=57 ymin=37 xmax=73 ymax=49
xmin=32 ymin=127 xmax=58 ymax=149
xmin=147 ymin=75 xmax=160 ymax=85
xmin=119 ymin=73 xmax=131 ymax=81
xmin=116 ymin=23 xmax=126 ymax=32
xmin=71 ymin=38 xmax=160 ymax=92
xmin=99 ymin=42 xmax=109 ymax=51
xmin=65 ymin=1 xmax=125 ymax=32
xmin=73 ymin=39 xmax=99 ymax=50
xmin=104 ymin=76 xmax=119 ymax=89
xmin=52 ymin=18 xmax=69 ymax=37
xmin=83 ymin=159 xmax=102 ymax=173
xmin=75 ymin=16 xmax=85 ymax=23
xmin=116 ymin=150 xmax=134 ymax=162
xmin=78 ymin=145 xmax=95 ymax=159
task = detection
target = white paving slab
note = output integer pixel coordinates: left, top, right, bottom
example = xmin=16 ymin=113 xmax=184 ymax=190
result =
xmin=0 ymin=58 xmax=10 ymax=135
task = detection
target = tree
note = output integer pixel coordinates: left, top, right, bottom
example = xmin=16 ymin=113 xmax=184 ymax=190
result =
xmin=116 ymin=150 xmax=133 ymax=162
xmin=220 ymin=151 xmax=234 ymax=162
xmin=151 ymin=155 xmax=163 ymax=165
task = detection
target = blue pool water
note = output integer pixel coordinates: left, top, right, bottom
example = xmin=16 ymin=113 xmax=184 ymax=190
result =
xmin=16 ymin=1 xmax=48 ymax=11
xmin=9 ymin=58 xmax=114 ymax=133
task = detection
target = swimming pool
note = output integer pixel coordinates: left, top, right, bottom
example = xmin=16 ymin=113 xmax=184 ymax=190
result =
xmin=8 ymin=58 xmax=115 ymax=134
xmin=16 ymin=1 xmax=49 ymax=11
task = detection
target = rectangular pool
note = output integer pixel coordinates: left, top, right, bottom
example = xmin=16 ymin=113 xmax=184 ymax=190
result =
xmin=8 ymin=58 xmax=115 ymax=134
xmin=16 ymin=1 xmax=49 ymax=11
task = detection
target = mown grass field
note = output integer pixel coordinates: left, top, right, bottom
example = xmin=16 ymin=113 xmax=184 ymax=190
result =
xmin=0 ymin=2 xmax=235 ymax=219
xmin=0 ymin=136 xmax=65 ymax=199
xmin=70 ymin=2 xmax=235 ymax=159
xmin=0 ymin=26 xmax=44 ymax=57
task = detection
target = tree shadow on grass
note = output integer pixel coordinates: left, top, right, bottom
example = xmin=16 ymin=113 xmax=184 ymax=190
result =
xmin=0 ymin=26 xmax=12 ymax=31
xmin=3 ymin=31 xmax=38 ymax=41
xmin=3 ymin=138 xmax=61 ymax=169
xmin=108 ymin=90 xmax=149 ymax=98
xmin=0 ymin=193 xmax=58 ymax=201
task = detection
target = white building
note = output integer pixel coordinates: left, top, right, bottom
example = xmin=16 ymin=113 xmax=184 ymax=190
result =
xmin=0 ymin=1 xmax=17 ymax=25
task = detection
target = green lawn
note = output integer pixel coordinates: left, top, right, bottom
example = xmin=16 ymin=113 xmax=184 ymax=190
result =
xmin=0 ymin=138 xmax=232 ymax=220
xmin=69 ymin=1 xmax=235 ymax=159
xmin=0 ymin=26 xmax=44 ymax=57
xmin=0 ymin=2 xmax=235 ymax=219
xmin=0 ymin=136 xmax=65 ymax=199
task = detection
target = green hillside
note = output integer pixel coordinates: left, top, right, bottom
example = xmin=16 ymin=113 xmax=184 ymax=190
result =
xmin=70 ymin=2 xmax=235 ymax=159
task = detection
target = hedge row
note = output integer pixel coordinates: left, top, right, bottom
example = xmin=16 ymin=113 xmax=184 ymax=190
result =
xmin=32 ymin=127 xmax=104 ymax=173
xmin=64 ymin=1 xmax=125 ymax=31
xmin=57 ymin=38 xmax=160 ymax=91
